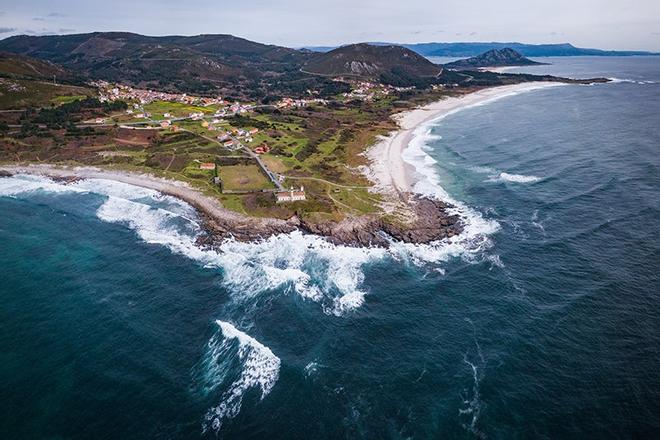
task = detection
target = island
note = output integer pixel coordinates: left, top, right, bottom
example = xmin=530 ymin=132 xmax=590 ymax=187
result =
xmin=0 ymin=33 xmax=609 ymax=247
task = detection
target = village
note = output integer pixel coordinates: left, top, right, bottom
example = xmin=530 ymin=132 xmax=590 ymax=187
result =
xmin=88 ymin=81 xmax=334 ymax=203
xmin=83 ymin=79 xmax=411 ymax=206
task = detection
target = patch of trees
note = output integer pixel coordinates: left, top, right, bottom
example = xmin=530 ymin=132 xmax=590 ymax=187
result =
xmin=380 ymin=67 xmax=435 ymax=89
xmin=32 ymin=98 xmax=127 ymax=129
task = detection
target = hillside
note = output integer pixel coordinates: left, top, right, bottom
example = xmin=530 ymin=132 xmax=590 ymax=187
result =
xmin=0 ymin=32 xmax=327 ymax=99
xmin=444 ymin=48 xmax=545 ymax=70
xmin=302 ymin=43 xmax=442 ymax=83
xmin=0 ymin=51 xmax=70 ymax=79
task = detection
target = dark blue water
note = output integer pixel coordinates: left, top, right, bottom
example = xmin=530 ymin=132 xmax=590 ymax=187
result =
xmin=1 ymin=57 xmax=659 ymax=439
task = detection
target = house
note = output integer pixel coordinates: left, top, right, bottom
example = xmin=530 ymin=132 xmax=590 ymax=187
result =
xmin=201 ymin=120 xmax=209 ymax=128
xmin=160 ymin=120 xmax=171 ymax=128
xmin=163 ymin=113 xmax=171 ymax=118
xmin=254 ymin=144 xmax=270 ymax=155
xmin=199 ymin=162 xmax=216 ymax=170
xmin=275 ymin=186 xmax=306 ymax=203
xmin=249 ymin=128 xmax=259 ymax=135
xmin=95 ymin=118 xmax=105 ymax=124
xmin=223 ymin=140 xmax=234 ymax=148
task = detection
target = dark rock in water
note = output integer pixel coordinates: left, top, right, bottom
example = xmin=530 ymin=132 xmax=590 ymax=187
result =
xmin=197 ymin=194 xmax=462 ymax=249
xmin=50 ymin=175 xmax=84 ymax=184
xmin=0 ymin=170 xmax=13 ymax=178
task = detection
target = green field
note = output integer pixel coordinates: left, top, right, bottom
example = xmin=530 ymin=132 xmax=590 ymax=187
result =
xmin=142 ymin=101 xmax=219 ymax=118
xmin=219 ymin=164 xmax=274 ymax=191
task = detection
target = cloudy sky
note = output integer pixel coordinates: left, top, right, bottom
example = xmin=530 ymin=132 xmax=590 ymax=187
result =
xmin=1 ymin=0 xmax=659 ymax=51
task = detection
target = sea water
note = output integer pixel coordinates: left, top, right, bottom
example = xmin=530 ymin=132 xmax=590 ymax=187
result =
xmin=1 ymin=57 xmax=659 ymax=438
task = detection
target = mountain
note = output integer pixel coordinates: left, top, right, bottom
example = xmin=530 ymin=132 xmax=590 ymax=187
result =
xmin=444 ymin=48 xmax=544 ymax=70
xmin=0 ymin=32 xmax=317 ymax=98
xmin=302 ymin=43 xmax=442 ymax=80
xmin=306 ymin=42 xmax=659 ymax=57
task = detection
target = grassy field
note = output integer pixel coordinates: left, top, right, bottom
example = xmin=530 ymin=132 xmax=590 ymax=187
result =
xmin=219 ymin=164 xmax=274 ymax=191
xmin=142 ymin=101 xmax=220 ymax=118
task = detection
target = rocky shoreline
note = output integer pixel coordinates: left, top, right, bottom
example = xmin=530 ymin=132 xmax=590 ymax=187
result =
xmin=195 ymin=194 xmax=462 ymax=249
xmin=0 ymin=166 xmax=462 ymax=248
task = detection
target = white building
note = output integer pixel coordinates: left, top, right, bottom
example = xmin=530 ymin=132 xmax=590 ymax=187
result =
xmin=275 ymin=186 xmax=306 ymax=203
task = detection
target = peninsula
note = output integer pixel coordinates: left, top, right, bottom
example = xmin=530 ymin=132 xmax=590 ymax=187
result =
xmin=0 ymin=33 xmax=609 ymax=247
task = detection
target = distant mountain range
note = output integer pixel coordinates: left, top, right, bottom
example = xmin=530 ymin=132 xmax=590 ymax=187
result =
xmin=306 ymin=42 xmax=660 ymax=57
xmin=0 ymin=32 xmax=626 ymax=99
xmin=444 ymin=48 xmax=545 ymax=70
xmin=0 ymin=32 xmax=312 ymax=98
xmin=0 ymin=33 xmax=449 ymax=96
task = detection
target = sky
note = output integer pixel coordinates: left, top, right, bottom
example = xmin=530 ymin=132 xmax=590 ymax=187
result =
xmin=0 ymin=0 xmax=659 ymax=51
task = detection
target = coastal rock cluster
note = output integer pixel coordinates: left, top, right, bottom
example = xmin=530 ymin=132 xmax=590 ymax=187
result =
xmin=196 ymin=195 xmax=462 ymax=249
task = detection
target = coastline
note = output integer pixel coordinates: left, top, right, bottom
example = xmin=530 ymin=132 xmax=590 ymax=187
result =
xmin=0 ymin=163 xmax=461 ymax=246
xmin=0 ymin=82 xmax=565 ymax=247
xmin=364 ymin=82 xmax=566 ymax=199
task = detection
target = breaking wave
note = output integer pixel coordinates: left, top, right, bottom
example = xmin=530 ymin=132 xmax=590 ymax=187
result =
xmin=496 ymin=172 xmax=542 ymax=183
xmin=401 ymin=126 xmax=501 ymax=264
xmin=0 ymin=174 xmax=387 ymax=315
xmin=199 ymin=321 xmax=280 ymax=434
xmin=0 ymin=169 xmax=502 ymax=314
xmin=608 ymin=77 xmax=657 ymax=85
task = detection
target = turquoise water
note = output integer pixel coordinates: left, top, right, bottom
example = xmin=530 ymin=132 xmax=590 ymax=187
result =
xmin=1 ymin=57 xmax=659 ymax=439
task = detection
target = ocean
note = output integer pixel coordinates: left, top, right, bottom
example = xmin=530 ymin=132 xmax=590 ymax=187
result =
xmin=1 ymin=57 xmax=659 ymax=439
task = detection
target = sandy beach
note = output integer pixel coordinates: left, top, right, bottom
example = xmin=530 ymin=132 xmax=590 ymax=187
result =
xmin=364 ymin=82 xmax=565 ymax=198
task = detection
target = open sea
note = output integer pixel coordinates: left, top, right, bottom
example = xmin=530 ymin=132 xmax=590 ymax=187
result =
xmin=1 ymin=57 xmax=659 ymax=439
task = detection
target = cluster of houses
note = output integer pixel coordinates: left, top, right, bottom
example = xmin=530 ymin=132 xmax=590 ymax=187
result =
xmin=341 ymin=81 xmax=417 ymax=101
xmin=94 ymin=81 xmax=226 ymax=107
xmin=275 ymin=97 xmax=328 ymax=109
xmin=215 ymin=127 xmax=259 ymax=149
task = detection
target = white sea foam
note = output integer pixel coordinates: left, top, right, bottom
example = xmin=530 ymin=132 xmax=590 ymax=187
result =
xmin=608 ymin=77 xmax=657 ymax=85
xmin=201 ymin=320 xmax=281 ymax=433
xmin=496 ymin=172 xmax=542 ymax=183
xmin=0 ymin=174 xmax=87 ymax=197
xmin=400 ymin=126 xmax=501 ymax=265
xmin=0 ymin=169 xmax=500 ymax=315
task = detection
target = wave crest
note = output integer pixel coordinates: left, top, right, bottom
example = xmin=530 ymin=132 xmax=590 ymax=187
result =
xmin=200 ymin=321 xmax=280 ymax=433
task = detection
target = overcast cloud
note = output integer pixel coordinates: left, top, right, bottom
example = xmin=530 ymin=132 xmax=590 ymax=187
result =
xmin=0 ymin=0 xmax=659 ymax=51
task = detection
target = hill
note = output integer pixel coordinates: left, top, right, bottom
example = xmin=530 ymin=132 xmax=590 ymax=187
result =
xmin=0 ymin=51 xmax=70 ymax=79
xmin=306 ymin=42 xmax=659 ymax=57
xmin=302 ymin=43 xmax=442 ymax=82
xmin=0 ymin=51 xmax=93 ymax=109
xmin=0 ymin=32 xmax=332 ymax=99
xmin=444 ymin=48 xmax=545 ymax=70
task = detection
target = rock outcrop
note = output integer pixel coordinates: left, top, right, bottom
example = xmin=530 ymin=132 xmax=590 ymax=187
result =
xmin=197 ymin=195 xmax=462 ymax=248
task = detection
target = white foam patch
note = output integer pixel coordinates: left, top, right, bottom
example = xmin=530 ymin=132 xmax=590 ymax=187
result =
xmin=400 ymin=126 xmax=501 ymax=265
xmin=1 ymin=173 xmax=503 ymax=314
xmin=201 ymin=321 xmax=281 ymax=434
xmin=495 ymin=172 xmax=542 ymax=183
xmin=608 ymin=77 xmax=657 ymax=85
xmin=0 ymin=174 xmax=87 ymax=197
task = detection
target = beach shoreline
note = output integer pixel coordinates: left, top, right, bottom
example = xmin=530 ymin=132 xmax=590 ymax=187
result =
xmin=364 ymin=82 xmax=565 ymax=200
xmin=0 ymin=164 xmax=462 ymax=246
xmin=0 ymin=82 xmax=565 ymax=247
